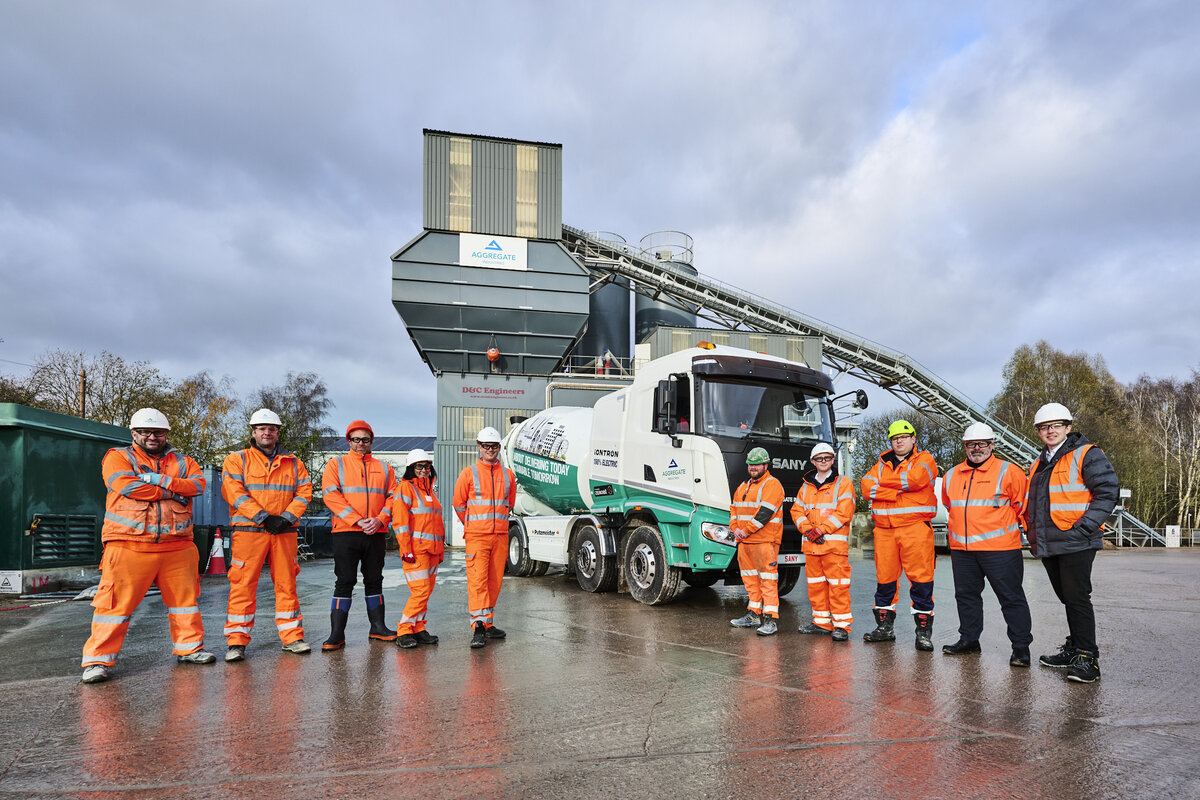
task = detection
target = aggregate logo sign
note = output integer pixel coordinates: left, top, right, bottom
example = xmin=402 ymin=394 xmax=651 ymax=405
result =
xmin=459 ymin=232 xmax=528 ymax=271
xmin=662 ymin=458 xmax=687 ymax=480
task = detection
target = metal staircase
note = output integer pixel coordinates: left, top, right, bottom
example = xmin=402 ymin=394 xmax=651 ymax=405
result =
xmin=562 ymin=225 xmax=1168 ymax=543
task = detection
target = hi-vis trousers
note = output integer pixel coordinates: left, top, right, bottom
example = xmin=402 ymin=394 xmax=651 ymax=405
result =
xmin=82 ymin=541 xmax=205 ymax=667
xmin=225 ymin=530 xmax=304 ymax=646
xmin=738 ymin=541 xmax=780 ymax=619
xmin=465 ymin=533 xmax=506 ymax=629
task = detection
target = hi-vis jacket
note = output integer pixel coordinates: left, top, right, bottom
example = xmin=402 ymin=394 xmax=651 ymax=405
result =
xmin=791 ymin=471 xmax=856 ymax=555
xmin=861 ymin=449 xmax=939 ymax=528
xmin=453 ymin=460 xmax=516 ymax=536
xmin=221 ymin=446 xmax=312 ymax=531
xmin=322 ymin=451 xmax=399 ymax=533
xmin=101 ymin=445 xmax=205 ymax=544
xmin=730 ymin=470 xmax=785 ymax=545
xmin=394 ymin=476 xmax=445 ymax=556
xmin=1025 ymin=431 xmax=1118 ymax=557
xmin=941 ymin=455 xmax=1027 ymax=551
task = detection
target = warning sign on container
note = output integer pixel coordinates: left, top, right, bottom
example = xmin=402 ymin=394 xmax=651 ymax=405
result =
xmin=0 ymin=571 xmax=22 ymax=596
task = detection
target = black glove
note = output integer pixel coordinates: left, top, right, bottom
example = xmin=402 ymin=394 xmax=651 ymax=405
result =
xmin=263 ymin=515 xmax=291 ymax=534
xmin=803 ymin=528 xmax=826 ymax=545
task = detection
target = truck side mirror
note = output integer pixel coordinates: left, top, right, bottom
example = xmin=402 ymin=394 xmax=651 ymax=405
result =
xmin=854 ymin=389 xmax=869 ymax=410
xmin=653 ymin=379 xmax=678 ymax=435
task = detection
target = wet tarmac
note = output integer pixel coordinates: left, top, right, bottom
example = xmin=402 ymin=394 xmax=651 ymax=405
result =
xmin=0 ymin=548 xmax=1198 ymax=800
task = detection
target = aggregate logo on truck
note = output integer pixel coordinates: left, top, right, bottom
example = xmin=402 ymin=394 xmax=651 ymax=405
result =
xmin=662 ymin=458 xmax=687 ymax=479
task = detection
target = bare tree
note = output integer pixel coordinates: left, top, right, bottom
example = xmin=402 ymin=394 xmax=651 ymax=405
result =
xmin=247 ymin=371 xmax=336 ymax=484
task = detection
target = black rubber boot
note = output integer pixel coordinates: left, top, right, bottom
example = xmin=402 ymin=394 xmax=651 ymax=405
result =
xmin=914 ymin=612 xmax=934 ymax=651
xmin=366 ymin=597 xmax=397 ymax=642
xmin=322 ymin=608 xmax=349 ymax=652
xmin=470 ymin=621 xmax=488 ymax=649
xmin=862 ymin=608 xmax=896 ymax=642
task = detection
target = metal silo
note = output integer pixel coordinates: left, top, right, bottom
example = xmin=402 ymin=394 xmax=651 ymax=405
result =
xmin=575 ymin=231 xmax=632 ymax=365
xmin=634 ymin=231 xmax=698 ymax=342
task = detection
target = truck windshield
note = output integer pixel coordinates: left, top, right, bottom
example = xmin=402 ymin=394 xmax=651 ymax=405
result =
xmin=699 ymin=379 xmax=833 ymax=443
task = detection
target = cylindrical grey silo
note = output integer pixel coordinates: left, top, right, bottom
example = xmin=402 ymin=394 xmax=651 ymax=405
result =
xmin=576 ymin=232 xmax=632 ymax=362
xmin=634 ymin=231 xmax=698 ymax=342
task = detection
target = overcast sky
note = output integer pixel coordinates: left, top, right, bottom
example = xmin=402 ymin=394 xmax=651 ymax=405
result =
xmin=2 ymin=1 xmax=1197 ymax=435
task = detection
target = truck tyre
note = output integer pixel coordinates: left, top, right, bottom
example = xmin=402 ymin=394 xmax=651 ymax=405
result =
xmin=506 ymin=526 xmax=535 ymax=577
xmin=624 ymin=526 xmax=682 ymax=605
xmin=572 ymin=524 xmax=616 ymax=593
xmin=777 ymin=565 xmax=801 ymax=597
xmin=531 ymin=560 xmax=550 ymax=577
xmin=681 ymin=569 xmax=722 ymax=589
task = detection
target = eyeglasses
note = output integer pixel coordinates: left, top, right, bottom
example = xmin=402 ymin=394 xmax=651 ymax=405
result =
xmin=478 ymin=443 xmax=500 ymax=450
xmin=348 ymin=437 xmax=372 ymax=443
xmin=412 ymin=463 xmax=432 ymax=471
xmin=965 ymin=442 xmax=993 ymax=450
xmin=132 ymin=429 xmax=167 ymax=438
xmin=1035 ymin=422 xmax=1067 ymax=433
xmin=812 ymin=455 xmax=835 ymax=463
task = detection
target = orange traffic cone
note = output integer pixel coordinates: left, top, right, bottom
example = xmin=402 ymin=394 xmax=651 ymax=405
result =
xmin=206 ymin=528 xmax=227 ymax=575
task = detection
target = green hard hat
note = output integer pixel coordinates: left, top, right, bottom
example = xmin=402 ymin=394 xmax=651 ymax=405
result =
xmin=746 ymin=447 xmax=770 ymax=465
xmin=888 ymin=420 xmax=916 ymax=439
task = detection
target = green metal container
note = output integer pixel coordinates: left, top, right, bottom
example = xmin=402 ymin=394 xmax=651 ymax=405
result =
xmin=0 ymin=404 xmax=131 ymax=584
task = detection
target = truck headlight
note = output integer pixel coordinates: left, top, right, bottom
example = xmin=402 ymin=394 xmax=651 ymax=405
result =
xmin=701 ymin=522 xmax=737 ymax=547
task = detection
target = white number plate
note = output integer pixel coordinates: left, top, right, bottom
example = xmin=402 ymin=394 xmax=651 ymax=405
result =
xmin=778 ymin=553 xmax=803 ymax=565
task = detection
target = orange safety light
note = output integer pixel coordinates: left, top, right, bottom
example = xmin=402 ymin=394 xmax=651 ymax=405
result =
xmin=696 ymin=341 xmax=716 ymax=350
xmin=487 ymin=347 xmax=500 ymax=362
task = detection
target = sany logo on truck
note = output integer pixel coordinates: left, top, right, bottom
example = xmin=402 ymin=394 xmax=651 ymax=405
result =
xmin=772 ymin=457 xmax=807 ymax=470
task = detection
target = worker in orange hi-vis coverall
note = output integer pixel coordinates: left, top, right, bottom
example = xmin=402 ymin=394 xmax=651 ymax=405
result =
xmin=392 ymin=448 xmax=445 ymax=649
xmin=81 ymin=408 xmax=215 ymax=684
xmin=221 ymin=408 xmax=313 ymax=662
xmin=791 ymin=442 xmax=857 ymax=641
xmin=860 ymin=419 xmax=940 ymax=651
xmin=453 ymin=427 xmax=516 ymax=650
xmin=728 ymin=447 xmax=786 ymax=637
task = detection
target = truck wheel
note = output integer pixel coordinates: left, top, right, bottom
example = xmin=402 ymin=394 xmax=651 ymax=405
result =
xmin=531 ymin=560 xmax=550 ymax=577
xmin=573 ymin=524 xmax=616 ymax=593
xmin=681 ymin=570 xmax=722 ymax=589
xmin=506 ymin=527 xmax=535 ymax=577
xmin=777 ymin=565 xmax=801 ymax=597
xmin=624 ymin=525 xmax=682 ymax=605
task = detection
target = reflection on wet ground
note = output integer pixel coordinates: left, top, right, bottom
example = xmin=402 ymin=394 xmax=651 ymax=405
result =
xmin=1 ymin=549 xmax=1198 ymax=799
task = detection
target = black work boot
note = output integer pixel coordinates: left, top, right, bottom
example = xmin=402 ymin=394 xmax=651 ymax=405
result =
xmin=1066 ymin=650 xmax=1101 ymax=683
xmin=1039 ymin=636 xmax=1076 ymax=668
xmin=366 ymin=597 xmax=397 ymax=642
xmin=862 ymin=608 xmax=896 ymax=642
xmin=914 ymin=612 xmax=934 ymax=651
xmin=942 ymin=639 xmax=981 ymax=656
xmin=322 ymin=607 xmax=349 ymax=652
xmin=798 ymin=622 xmax=832 ymax=635
xmin=470 ymin=621 xmax=488 ymax=649
xmin=413 ymin=630 xmax=439 ymax=645
xmin=395 ymin=634 xmax=418 ymax=649
xmin=1010 ymin=647 xmax=1031 ymax=667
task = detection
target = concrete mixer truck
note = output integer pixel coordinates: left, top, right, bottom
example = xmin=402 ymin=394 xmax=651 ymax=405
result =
xmin=502 ymin=342 xmax=865 ymax=605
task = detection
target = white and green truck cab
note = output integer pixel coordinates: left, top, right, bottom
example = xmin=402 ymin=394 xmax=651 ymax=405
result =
xmin=504 ymin=344 xmax=855 ymax=605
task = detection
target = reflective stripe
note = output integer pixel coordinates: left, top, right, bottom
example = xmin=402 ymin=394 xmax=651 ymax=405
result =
xmin=224 ymin=626 xmax=253 ymax=634
xmin=172 ymin=640 xmax=203 ymax=650
xmin=806 ymin=576 xmax=826 ymax=584
xmin=275 ymin=611 xmax=300 ymax=619
xmin=405 ymin=568 xmax=436 ymax=581
xmin=760 ymin=571 xmax=778 ymax=582
xmin=763 ymin=605 xmax=778 ymax=614
xmin=277 ymin=620 xmax=301 ymax=631
xmin=872 ymin=506 xmax=938 ymax=515
xmin=244 ymin=482 xmax=301 ymax=492
xmin=413 ymin=532 xmax=444 ymax=542
xmin=226 ymin=614 xmax=254 ymax=623
xmin=812 ymin=612 xmax=832 ymax=620
xmin=832 ymin=613 xmax=853 ymax=620
xmin=92 ymin=614 xmax=131 ymax=625
xmin=102 ymin=510 xmax=190 ymax=535
xmin=740 ymin=569 xmax=758 ymax=577
xmin=824 ymin=534 xmax=849 ymax=542
xmin=829 ymin=578 xmax=852 ymax=586
xmin=83 ymin=654 xmax=118 ymax=665
xmin=949 ymin=523 xmax=1021 ymax=546
xmin=747 ymin=601 xmax=763 ymax=610
xmin=876 ymin=604 xmax=897 ymax=611
xmin=167 ymin=606 xmax=200 ymax=615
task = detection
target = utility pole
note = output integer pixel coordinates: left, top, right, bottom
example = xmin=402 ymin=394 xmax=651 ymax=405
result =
xmin=78 ymin=367 xmax=86 ymax=418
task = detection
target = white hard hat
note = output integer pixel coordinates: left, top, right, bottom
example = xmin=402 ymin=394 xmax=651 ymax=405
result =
xmin=962 ymin=422 xmax=996 ymax=442
xmin=405 ymin=448 xmax=432 ymax=467
xmin=476 ymin=426 xmax=502 ymax=444
xmin=1033 ymin=403 xmax=1073 ymax=426
xmin=249 ymin=408 xmax=283 ymax=427
xmin=810 ymin=442 xmax=836 ymax=459
xmin=130 ymin=408 xmax=170 ymax=430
